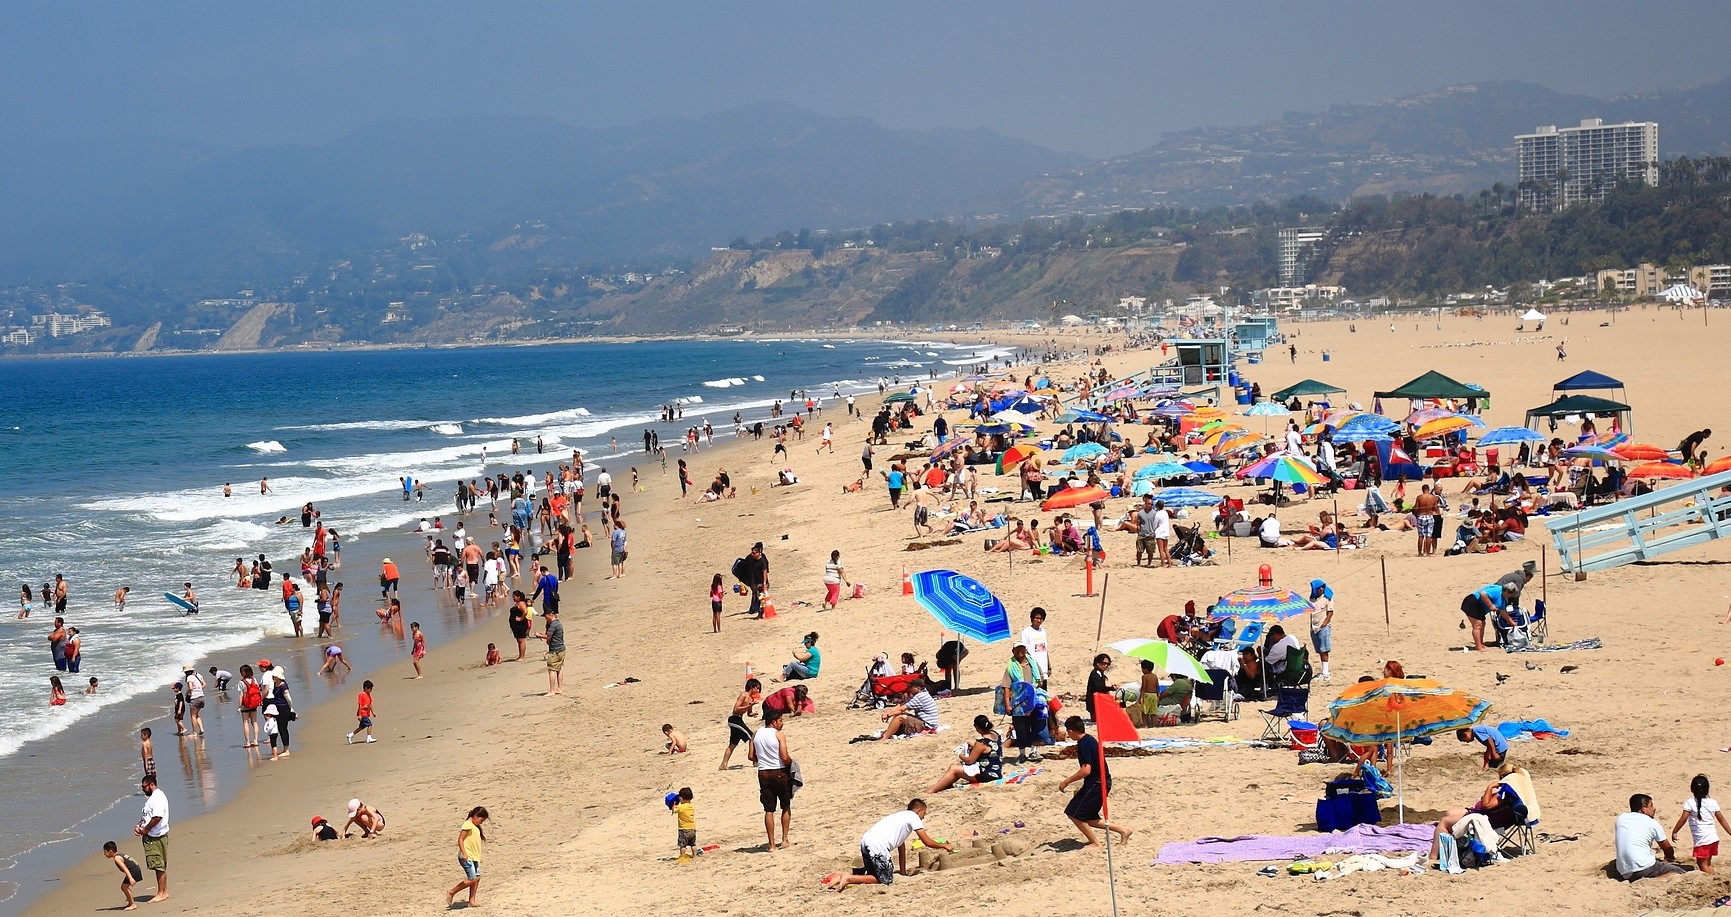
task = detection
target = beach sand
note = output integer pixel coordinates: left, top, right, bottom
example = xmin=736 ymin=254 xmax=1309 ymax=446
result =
xmin=26 ymin=307 xmax=1731 ymax=917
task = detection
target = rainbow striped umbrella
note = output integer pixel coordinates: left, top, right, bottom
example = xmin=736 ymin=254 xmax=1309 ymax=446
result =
xmin=1236 ymin=451 xmax=1326 ymax=485
xmin=1211 ymin=432 xmax=1269 ymax=458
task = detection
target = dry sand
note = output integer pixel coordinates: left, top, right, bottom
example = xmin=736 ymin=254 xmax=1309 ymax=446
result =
xmin=26 ymin=307 xmax=1731 ymax=917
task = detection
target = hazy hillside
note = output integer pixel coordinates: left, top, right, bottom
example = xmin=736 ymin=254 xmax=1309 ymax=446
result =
xmin=1015 ymin=77 xmax=1731 ymax=212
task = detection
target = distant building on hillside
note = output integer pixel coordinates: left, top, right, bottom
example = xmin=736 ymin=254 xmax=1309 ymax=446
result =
xmin=1516 ymin=119 xmax=1659 ymax=212
xmin=1277 ymin=227 xmax=1327 ymax=286
xmin=1594 ymin=262 xmax=1730 ymax=298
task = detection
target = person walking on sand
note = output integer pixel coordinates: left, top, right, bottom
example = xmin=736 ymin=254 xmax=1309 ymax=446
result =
xmin=821 ymin=799 xmax=954 ymax=891
xmin=346 ymin=680 xmax=376 ymax=744
xmin=447 ymin=806 xmax=489 ymax=908
xmin=1057 ymin=716 xmax=1134 ymax=852
xmin=820 ymin=551 xmax=849 ymax=610
xmin=410 ymin=622 xmax=426 ymax=678
xmin=134 ymin=775 xmax=170 ymax=904
xmin=747 ymin=709 xmax=794 ymax=851
xmin=535 ymin=606 xmax=565 ymax=696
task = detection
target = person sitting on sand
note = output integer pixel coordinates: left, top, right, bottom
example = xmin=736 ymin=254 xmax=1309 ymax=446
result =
xmin=1288 ymin=521 xmax=1346 ymax=551
xmin=927 ymin=715 xmax=1004 ymax=792
xmin=661 ymin=724 xmax=687 ymax=754
xmin=773 ymin=633 xmax=822 ymax=683
xmin=877 ymin=681 xmax=941 ymax=741
xmin=1427 ymin=765 xmax=1521 ymax=863
xmin=987 ymin=519 xmax=1035 ymax=553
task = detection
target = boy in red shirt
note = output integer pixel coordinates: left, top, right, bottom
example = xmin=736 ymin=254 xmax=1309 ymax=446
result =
xmin=347 ymin=680 xmax=376 ymax=744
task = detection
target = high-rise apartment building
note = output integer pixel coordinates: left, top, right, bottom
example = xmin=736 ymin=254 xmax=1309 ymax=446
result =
xmin=1516 ymin=118 xmax=1658 ymax=212
xmin=1277 ymin=227 xmax=1327 ymax=286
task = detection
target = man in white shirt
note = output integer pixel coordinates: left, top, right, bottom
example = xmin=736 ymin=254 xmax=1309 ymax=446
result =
xmin=1265 ymin=626 xmax=1301 ymax=677
xmin=135 ymin=775 xmax=171 ymax=902
xmin=1284 ymin=422 xmax=1305 ymax=456
xmin=596 ymin=469 xmax=613 ymax=499
xmin=1259 ymin=512 xmax=1291 ymax=548
xmin=1615 ymin=793 xmax=1684 ymax=881
xmin=822 ymin=800 xmax=954 ymax=890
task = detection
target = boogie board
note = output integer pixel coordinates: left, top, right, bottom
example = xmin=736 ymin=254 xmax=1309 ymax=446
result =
xmin=164 ymin=592 xmax=198 ymax=614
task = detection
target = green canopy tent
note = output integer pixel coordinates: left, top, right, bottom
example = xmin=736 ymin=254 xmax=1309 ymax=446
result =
xmin=1269 ymin=379 xmax=1347 ymax=402
xmin=1374 ymin=370 xmax=1488 ymax=402
xmin=1524 ymin=393 xmax=1633 ymax=432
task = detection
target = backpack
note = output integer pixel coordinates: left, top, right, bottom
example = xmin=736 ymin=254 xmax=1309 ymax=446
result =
xmin=240 ymin=679 xmax=263 ymax=710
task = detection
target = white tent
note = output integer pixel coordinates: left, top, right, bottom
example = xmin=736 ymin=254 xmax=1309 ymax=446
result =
xmin=1521 ymin=308 xmax=1545 ymax=321
xmin=1661 ymin=284 xmax=1705 ymax=303
xmin=1060 ymin=314 xmax=1085 ymax=325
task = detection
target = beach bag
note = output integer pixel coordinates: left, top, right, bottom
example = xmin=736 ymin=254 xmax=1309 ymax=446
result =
xmin=851 ymin=583 xmax=868 ymax=599
xmin=240 ymin=679 xmax=263 ymax=710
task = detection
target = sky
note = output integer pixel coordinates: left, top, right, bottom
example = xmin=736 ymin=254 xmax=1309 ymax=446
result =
xmin=5 ymin=1 xmax=1730 ymax=159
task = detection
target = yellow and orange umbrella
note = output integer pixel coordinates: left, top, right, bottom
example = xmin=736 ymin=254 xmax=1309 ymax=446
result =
xmin=1414 ymin=415 xmax=1479 ymax=440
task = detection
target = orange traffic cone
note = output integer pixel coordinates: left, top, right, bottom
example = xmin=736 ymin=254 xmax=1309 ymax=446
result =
xmin=901 ymin=567 xmax=914 ymax=596
xmin=760 ymin=591 xmax=778 ymax=619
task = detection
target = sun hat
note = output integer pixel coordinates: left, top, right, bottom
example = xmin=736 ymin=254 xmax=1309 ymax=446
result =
xmin=263 ymin=704 xmax=278 ymax=715
xmin=347 ymin=799 xmax=361 ymax=817
xmin=311 ymin=816 xmax=325 ymax=826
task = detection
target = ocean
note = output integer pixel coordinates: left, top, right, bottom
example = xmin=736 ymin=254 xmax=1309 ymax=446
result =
xmin=0 ymin=336 xmax=1016 ymax=912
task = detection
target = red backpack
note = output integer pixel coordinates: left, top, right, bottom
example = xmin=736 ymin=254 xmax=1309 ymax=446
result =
xmin=240 ymin=678 xmax=263 ymax=710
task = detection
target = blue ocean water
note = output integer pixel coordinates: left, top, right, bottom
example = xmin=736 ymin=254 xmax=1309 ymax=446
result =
xmin=0 ymin=337 xmax=1013 ymax=911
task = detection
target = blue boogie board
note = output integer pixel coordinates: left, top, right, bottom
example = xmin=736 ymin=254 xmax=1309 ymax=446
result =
xmin=165 ymin=592 xmax=198 ymax=614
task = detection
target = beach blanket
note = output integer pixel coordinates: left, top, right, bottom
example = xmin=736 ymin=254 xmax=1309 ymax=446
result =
xmin=1507 ymin=637 xmax=1603 ymax=653
xmin=1497 ymin=719 xmax=1571 ymax=742
xmin=963 ymin=767 xmax=1042 ymax=788
xmin=1120 ymin=736 xmax=1257 ymax=752
xmin=1154 ymin=822 xmax=1435 ymax=865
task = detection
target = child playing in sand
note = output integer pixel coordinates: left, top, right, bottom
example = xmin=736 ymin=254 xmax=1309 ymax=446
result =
xmin=411 ymin=622 xmax=426 ymax=678
xmin=139 ymin=728 xmax=155 ymax=780
xmin=485 ymin=643 xmax=501 ymax=666
xmin=171 ymin=683 xmax=187 ymax=735
xmin=318 ymin=644 xmax=352 ymax=675
xmin=670 ymin=787 xmax=696 ymax=863
xmin=1672 ymin=774 xmax=1731 ymax=874
xmin=662 ymin=724 xmax=687 ymax=754
xmin=103 ymin=840 xmax=143 ymax=910
xmin=347 ymin=680 xmax=376 ymax=744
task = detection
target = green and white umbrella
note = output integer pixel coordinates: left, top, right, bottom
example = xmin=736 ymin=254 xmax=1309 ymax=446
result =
xmin=1105 ymin=639 xmax=1211 ymax=684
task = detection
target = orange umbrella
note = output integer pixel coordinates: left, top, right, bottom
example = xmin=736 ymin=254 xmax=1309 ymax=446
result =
xmin=1191 ymin=406 xmax=1229 ymax=420
xmin=1041 ymin=485 xmax=1109 ymax=511
xmin=1413 ymin=416 xmax=1478 ymax=440
xmin=1703 ymin=456 xmax=1731 ymax=476
xmin=1614 ymin=443 xmax=1671 ymax=461
xmin=1628 ymin=462 xmax=1694 ymax=480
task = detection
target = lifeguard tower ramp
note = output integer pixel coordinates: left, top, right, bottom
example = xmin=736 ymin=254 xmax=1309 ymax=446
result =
xmin=1547 ymin=469 xmax=1731 ymax=573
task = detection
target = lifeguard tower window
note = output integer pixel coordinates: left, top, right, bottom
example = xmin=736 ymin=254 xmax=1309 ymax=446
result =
xmin=1174 ymin=340 xmax=1229 ymax=385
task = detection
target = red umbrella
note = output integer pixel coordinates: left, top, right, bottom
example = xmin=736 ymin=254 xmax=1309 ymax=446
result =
xmin=1703 ymin=456 xmax=1731 ymax=476
xmin=1041 ymin=485 xmax=1109 ymax=511
xmin=1628 ymin=462 xmax=1694 ymax=480
xmin=1614 ymin=443 xmax=1671 ymax=461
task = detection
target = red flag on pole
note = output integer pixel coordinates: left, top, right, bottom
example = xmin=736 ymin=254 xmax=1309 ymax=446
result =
xmin=1090 ymin=693 xmax=1139 ymax=819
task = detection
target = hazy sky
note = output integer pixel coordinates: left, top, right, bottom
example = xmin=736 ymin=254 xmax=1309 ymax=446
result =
xmin=6 ymin=1 xmax=1729 ymax=157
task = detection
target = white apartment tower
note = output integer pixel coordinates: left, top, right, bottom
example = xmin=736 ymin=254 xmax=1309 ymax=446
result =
xmin=1516 ymin=118 xmax=1658 ymax=212
xmin=1277 ymin=227 xmax=1327 ymax=286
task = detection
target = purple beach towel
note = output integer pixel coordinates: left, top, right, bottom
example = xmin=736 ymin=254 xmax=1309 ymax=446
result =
xmin=1154 ymin=822 xmax=1435 ymax=865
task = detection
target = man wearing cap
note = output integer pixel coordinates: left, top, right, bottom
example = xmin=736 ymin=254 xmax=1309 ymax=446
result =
xmin=134 ymin=775 xmax=170 ymax=903
xmin=1493 ymin=561 xmax=1537 ymax=646
xmin=534 ymin=606 xmax=565 ymax=696
xmin=380 ymin=558 xmax=400 ymax=600
xmin=738 ymin=543 xmax=770 ymax=619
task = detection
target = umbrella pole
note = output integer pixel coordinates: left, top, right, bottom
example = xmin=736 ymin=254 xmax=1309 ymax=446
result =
xmin=1381 ymin=556 xmax=1391 ymax=637
xmin=1093 ymin=574 xmax=1111 ymax=655
xmin=1332 ymin=497 xmax=1340 ymax=561
xmin=1100 ymin=738 xmax=1121 ymax=917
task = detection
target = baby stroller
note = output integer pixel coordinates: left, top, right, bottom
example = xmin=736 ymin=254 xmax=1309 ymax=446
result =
xmin=853 ymin=671 xmax=927 ymax=710
xmin=1171 ymin=523 xmax=1214 ymax=566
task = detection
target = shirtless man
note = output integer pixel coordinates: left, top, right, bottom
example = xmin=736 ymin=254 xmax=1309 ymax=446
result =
xmin=260 ymin=477 xmax=272 ymax=495
xmin=1412 ymin=484 xmax=1442 ymax=557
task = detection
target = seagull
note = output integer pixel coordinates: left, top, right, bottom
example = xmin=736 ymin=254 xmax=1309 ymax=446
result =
xmin=1560 ymin=665 xmax=1580 ymax=674
xmin=1523 ymin=661 xmax=1542 ymax=671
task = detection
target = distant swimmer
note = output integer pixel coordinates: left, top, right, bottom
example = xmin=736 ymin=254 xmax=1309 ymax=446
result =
xmin=181 ymin=583 xmax=199 ymax=615
xmin=260 ymin=477 xmax=272 ymax=494
xmin=114 ymin=586 xmax=129 ymax=612
xmin=223 ymin=483 xmax=232 ymax=498
xmin=275 ymin=516 xmax=292 ymax=525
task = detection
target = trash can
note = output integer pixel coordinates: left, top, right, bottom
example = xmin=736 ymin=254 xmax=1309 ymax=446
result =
xmin=1322 ymin=351 xmax=1332 ymax=362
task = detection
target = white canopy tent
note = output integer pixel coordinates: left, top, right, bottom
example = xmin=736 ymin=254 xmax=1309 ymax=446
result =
xmin=1521 ymin=308 xmax=1545 ymax=321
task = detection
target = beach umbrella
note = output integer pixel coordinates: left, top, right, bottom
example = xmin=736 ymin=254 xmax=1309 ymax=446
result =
xmin=884 ymin=392 xmax=916 ymax=404
xmin=1628 ymin=462 xmax=1694 ymax=480
xmin=909 ymin=570 xmax=1011 ymax=645
xmin=1212 ymin=432 xmax=1269 ymax=458
xmin=998 ymin=395 xmax=1047 ymax=414
xmin=1476 ymin=426 xmax=1548 ymax=448
xmin=1105 ymin=639 xmax=1212 ymax=684
xmin=996 ymin=444 xmax=1043 ymax=473
xmin=1191 ymin=406 xmax=1229 ymax=420
xmin=1041 ymin=485 xmax=1110 ymax=511
xmin=1103 ymin=386 xmax=1139 ymax=402
xmin=1073 ymin=409 xmax=1114 ymax=423
xmin=1133 ymin=462 xmax=1193 ymax=481
xmin=1151 ymin=487 xmax=1224 ymax=509
xmin=1153 ymin=403 xmax=1195 ymax=417
xmin=1236 ymin=451 xmax=1326 ymax=486
xmin=1704 ymin=456 xmax=1731 ymax=476
xmin=1320 ymin=677 xmax=1492 ymax=823
xmin=1053 ymin=410 xmax=1082 ymax=423
xmin=1244 ymin=402 xmax=1292 ymax=417
xmin=1404 ymin=406 xmax=1457 ymax=426
xmin=948 ymin=381 xmax=976 ymax=394
xmin=1129 ymin=479 xmax=1158 ymax=497
xmin=1062 ymin=442 xmax=1109 ymax=463
xmin=1413 ymin=415 xmax=1480 ymax=440
xmin=1583 ymin=431 xmax=1631 ymax=449
xmin=1560 ymin=445 xmax=1624 ymax=462
xmin=993 ymin=409 xmax=1040 ymax=427
xmin=1336 ymin=414 xmax=1400 ymax=438
xmin=972 ymin=423 xmax=1012 ymax=436
xmin=931 ymin=437 xmax=968 ymax=459
xmin=1613 ymin=443 xmax=1672 ymax=461
xmin=1210 ymin=586 xmax=1312 ymax=623
xmin=1183 ymin=460 xmax=1220 ymax=475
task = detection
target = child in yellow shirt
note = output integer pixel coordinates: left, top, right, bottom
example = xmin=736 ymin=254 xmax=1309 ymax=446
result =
xmin=670 ymin=787 xmax=696 ymax=863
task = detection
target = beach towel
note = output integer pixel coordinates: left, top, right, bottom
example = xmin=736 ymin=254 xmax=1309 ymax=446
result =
xmin=963 ymin=767 xmax=1042 ymax=788
xmin=1435 ymin=833 xmax=1465 ymax=874
xmin=1500 ymin=767 xmax=1542 ymax=823
xmin=1154 ymin=822 xmax=1435 ymax=865
xmin=1497 ymin=719 xmax=1571 ymax=741
xmin=1506 ymin=637 xmax=1602 ymax=653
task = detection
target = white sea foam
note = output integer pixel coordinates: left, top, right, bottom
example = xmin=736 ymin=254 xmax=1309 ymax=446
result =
xmin=471 ymin=407 xmax=591 ymax=426
xmin=752 ymin=374 xmax=766 ymax=381
xmin=702 ymin=377 xmax=748 ymax=388
xmin=246 ymin=440 xmax=287 ymax=454
xmin=429 ymin=423 xmax=464 ymax=435
xmin=277 ymin=419 xmax=452 ymax=432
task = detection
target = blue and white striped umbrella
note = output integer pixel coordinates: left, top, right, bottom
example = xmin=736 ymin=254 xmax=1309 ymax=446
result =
xmin=1245 ymin=401 xmax=1292 ymax=416
xmin=1476 ymin=426 xmax=1549 ymax=447
xmin=909 ymin=570 xmax=1011 ymax=645
xmin=1133 ymin=462 xmax=1193 ymax=481
xmin=1336 ymin=414 xmax=1400 ymax=437
xmin=1150 ymin=487 xmax=1225 ymax=509
xmin=1072 ymin=409 xmax=1113 ymax=423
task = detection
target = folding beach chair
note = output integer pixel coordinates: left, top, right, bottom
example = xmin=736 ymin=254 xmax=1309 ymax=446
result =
xmin=1502 ymin=600 xmax=1548 ymax=648
xmin=1195 ymin=667 xmax=1237 ymax=722
xmin=1495 ymin=772 xmax=1541 ymax=856
xmin=1259 ymin=648 xmax=1310 ymax=744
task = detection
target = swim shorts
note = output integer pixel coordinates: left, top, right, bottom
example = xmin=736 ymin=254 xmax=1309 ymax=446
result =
xmin=856 ymin=844 xmax=895 ymax=884
xmin=757 ymin=769 xmax=793 ymax=813
xmin=545 ymin=651 xmax=565 ymax=672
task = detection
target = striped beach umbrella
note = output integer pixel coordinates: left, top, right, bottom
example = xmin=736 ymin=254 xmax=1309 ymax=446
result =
xmin=1475 ymin=426 xmax=1547 ymax=447
xmin=1210 ymin=586 xmax=1312 ymax=623
xmin=1106 ymin=639 xmax=1211 ymax=684
xmin=1613 ymin=443 xmax=1672 ymax=461
xmin=1150 ymin=487 xmax=1225 ymax=508
xmin=1236 ymin=451 xmax=1326 ymax=485
xmin=1133 ymin=462 xmax=1193 ymax=481
xmin=909 ymin=570 xmax=1011 ymax=645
